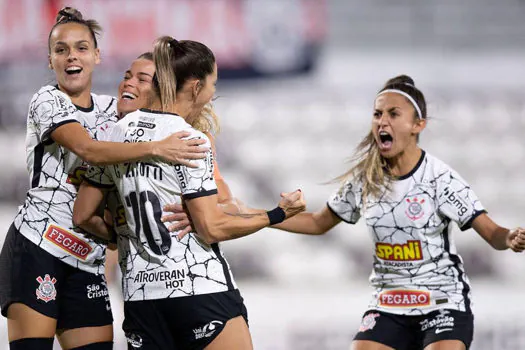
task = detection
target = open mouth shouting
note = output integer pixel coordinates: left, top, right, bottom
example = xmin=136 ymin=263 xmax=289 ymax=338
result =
xmin=378 ymin=130 xmax=393 ymax=152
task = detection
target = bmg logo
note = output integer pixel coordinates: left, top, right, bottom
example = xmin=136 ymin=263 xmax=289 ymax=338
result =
xmin=443 ymin=187 xmax=468 ymax=216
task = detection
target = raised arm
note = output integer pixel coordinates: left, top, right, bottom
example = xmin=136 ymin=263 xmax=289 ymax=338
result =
xmin=272 ymin=204 xmax=341 ymax=235
xmin=51 ymin=123 xmax=207 ymax=166
xmin=471 ymin=213 xmax=525 ymax=252
xmin=184 ymin=190 xmax=305 ymax=244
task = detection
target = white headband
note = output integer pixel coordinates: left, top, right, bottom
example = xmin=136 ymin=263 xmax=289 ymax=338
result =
xmin=377 ymin=89 xmax=422 ymax=119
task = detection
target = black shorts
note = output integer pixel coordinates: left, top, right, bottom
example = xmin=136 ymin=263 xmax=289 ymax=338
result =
xmin=354 ymin=309 xmax=474 ymax=350
xmin=123 ymin=289 xmax=248 ymax=350
xmin=0 ymin=223 xmax=113 ymax=330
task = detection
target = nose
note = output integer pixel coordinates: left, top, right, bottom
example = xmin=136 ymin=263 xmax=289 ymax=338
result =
xmin=67 ymin=50 xmax=77 ymax=61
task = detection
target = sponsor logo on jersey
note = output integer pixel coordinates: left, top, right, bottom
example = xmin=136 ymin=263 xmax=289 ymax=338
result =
xmin=376 ymin=240 xmax=422 ymax=261
xmin=193 ymin=320 xmax=224 ymax=339
xmin=405 ymin=197 xmax=425 ymax=220
xmin=66 ymin=165 xmax=88 ymax=187
xmin=133 ymin=269 xmax=186 ymax=289
xmin=125 ymin=333 xmax=143 ymax=348
xmin=359 ymin=312 xmax=380 ymax=332
xmin=442 ymin=186 xmax=468 ymax=216
xmin=36 ymin=274 xmax=57 ymax=302
xmin=420 ymin=309 xmax=455 ymax=332
xmin=44 ymin=224 xmax=93 ymax=260
xmin=137 ymin=121 xmax=155 ymax=129
xmin=379 ymin=290 xmax=430 ymax=307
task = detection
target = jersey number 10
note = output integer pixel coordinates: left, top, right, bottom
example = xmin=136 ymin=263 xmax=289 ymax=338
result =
xmin=125 ymin=191 xmax=171 ymax=255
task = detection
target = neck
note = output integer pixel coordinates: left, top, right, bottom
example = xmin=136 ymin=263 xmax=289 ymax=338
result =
xmin=148 ymin=98 xmax=194 ymax=120
xmin=387 ymin=145 xmax=422 ymax=178
xmin=59 ymin=83 xmax=93 ymax=109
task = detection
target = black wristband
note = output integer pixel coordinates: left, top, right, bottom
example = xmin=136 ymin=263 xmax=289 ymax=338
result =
xmin=267 ymin=207 xmax=286 ymax=225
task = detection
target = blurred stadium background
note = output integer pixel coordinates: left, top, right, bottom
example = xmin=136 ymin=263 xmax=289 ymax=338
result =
xmin=2 ymin=0 xmax=525 ymax=349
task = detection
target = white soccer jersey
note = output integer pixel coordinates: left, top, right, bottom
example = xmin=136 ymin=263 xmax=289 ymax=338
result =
xmin=14 ymin=85 xmax=118 ymax=275
xmin=84 ymin=109 xmax=237 ymax=301
xmin=328 ymin=151 xmax=485 ymax=315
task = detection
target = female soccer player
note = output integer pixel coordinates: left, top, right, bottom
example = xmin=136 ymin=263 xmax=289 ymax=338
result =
xmin=269 ymin=75 xmax=525 ymax=350
xmin=73 ymin=36 xmax=305 ymax=350
xmin=164 ymin=74 xmax=525 ymax=350
xmin=0 ymin=8 xmax=207 ymax=350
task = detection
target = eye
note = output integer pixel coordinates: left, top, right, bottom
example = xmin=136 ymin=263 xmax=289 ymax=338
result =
xmin=373 ymin=111 xmax=381 ymax=118
xmin=55 ymin=47 xmax=65 ymax=54
xmin=79 ymin=46 xmax=88 ymax=51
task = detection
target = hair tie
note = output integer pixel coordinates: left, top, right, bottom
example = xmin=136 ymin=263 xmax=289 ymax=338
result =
xmin=169 ymin=39 xmax=179 ymax=48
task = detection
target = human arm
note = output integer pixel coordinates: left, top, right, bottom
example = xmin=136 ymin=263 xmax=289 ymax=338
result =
xmin=471 ymin=213 xmax=525 ymax=251
xmin=185 ymin=189 xmax=305 ymax=244
xmin=51 ymin=123 xmax=207 ymax=166
xmin=72 ymin=180 xmax=114 ymax=241
xmin=271 ymin=204 xmax=341 ymax=235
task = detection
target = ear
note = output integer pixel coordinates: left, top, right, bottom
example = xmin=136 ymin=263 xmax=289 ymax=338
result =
xmin=412 ymin=118 xmax=427 ymax=135
xmin=48 ymin=55 xmax=53 ymax=70
xmin=94 ymin=48 xmax=101 ymax=65
xmin=191 ymin=80 xmax=202 ymax=99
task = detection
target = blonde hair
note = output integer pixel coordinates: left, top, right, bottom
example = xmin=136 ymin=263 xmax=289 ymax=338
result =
xmin=191 ymin=103 xmax=220 ymax=135
xmin=153 ymin=36 xmax=177 ymax=112
xmin=335 ymin=131 xmax=391 ymax=201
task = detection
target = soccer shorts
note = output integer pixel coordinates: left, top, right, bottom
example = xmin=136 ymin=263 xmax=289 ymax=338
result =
xmin=0 ymin=223 xmax=113 ymax=330
xmin=123 ymin=289 xmax=248 ymax=349
xmin=354 ymin=308 xmax=474 ymax=349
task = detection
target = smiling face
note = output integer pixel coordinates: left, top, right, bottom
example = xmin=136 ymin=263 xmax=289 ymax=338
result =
xmin=192 ymin=62 xmax=217 ymax=112
xmin=117 ymin=58 xmax=156 ymax=118
xmin=48 ymin=22 xmax=100 ymax=97
xmin=372 ymin=92 xmax=426 ymax=159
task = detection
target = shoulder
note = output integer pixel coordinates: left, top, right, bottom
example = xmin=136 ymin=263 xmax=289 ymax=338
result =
xmin=91 ymin=93 xmax=117 ymax=113
xmin=30 ymin=85 xmax=71 ymax=105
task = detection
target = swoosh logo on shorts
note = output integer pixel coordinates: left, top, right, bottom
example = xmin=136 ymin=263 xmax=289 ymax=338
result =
xmin=435 ymin=328 xmax=453 ymax=334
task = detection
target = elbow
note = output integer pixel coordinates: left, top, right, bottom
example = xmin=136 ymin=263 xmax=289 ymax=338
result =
xmin=72 ymin=211 xmax=89 ymax=228
xmin=196 ymin=221 xmax=227 ymax=245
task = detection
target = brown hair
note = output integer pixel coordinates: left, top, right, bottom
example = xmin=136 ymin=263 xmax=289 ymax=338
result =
xmin=337 ymin=75 xmax=427 ymax=201
xmin=152 ymin=36 xmax=218 ymax=132
xmin=48 ymin=7 xmax=102 ymax=52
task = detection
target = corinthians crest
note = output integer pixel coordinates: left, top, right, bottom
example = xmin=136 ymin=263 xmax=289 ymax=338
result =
xmin=405 ymin=197 xmax=425 ymax=221
xmin=36 ymin=274 xmax=57 ymax=303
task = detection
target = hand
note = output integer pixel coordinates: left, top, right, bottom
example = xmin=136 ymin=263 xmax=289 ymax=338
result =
xmin=278 ymin=190 xmax=306 ymax=219
xmin=162 ymin=203 xmax=193 ymax=240
xmin=154 ymin=131 xmax=209 ymax=168
xmin=506 ymin=227 xmax=525 ymax=252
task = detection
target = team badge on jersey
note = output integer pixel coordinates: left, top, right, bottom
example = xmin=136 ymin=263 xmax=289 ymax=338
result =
xmin=359 ymin=313 xmax=380 ymax=332
xmin=36 ymin=274 xmax=57 ymax=302
xmin=405 ymin=197 xmax=425 ymax=220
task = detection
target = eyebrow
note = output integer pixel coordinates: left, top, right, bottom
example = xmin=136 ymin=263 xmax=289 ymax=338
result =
xmin=54 ymin=40 xmax=91 ymax=46
xmin=138 ymin=72 xmax=153 ymax=78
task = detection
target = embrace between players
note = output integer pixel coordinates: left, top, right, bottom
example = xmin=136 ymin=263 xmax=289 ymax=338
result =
xmin=0 ymin=6 xmax=524 ymax=350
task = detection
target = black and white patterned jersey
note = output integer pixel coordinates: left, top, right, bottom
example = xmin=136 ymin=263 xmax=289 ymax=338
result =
xmin=13 ymin=85 xmax=118 ymax=275
xmin=84 ymin=109 xmax=237 ymax=302
xmin=328 ymin=151 xmax=485 ymax=315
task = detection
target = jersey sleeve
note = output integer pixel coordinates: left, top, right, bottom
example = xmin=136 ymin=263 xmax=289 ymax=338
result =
xmin=204 ymin=132 xmax=223 ymax=181
xmin=28 ymin=86 xmax=80 ymax=143
xmin=436 ymin=167 xmax=486 ymax=231
xmin=84 ymin=165 xmax=115 ymax=189
xmin=177 ymin=133 xmax=218 ymax=200
xmin=326 ymin=179 xmax=362 ymax=224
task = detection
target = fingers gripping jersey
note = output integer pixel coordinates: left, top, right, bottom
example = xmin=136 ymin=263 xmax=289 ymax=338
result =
xmin=85 ymin=109 xmax=237 ymax=301
xmin=14 ymin=85 xmax=117 ymax=275
xmin=328 ymin=151 xmax=485 ymax=315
